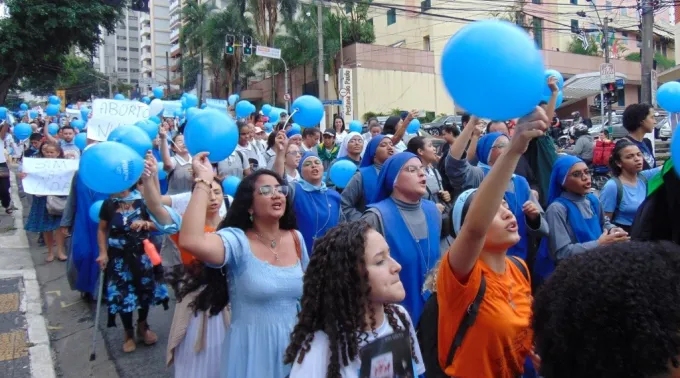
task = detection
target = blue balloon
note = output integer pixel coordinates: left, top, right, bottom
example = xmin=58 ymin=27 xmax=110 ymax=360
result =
xmin=186 ymin=107 xmax=201 ymax=122
xmin=135 ymin=120 xmax=158 ymax=140
xmin=80 ymin=107 xmax=91 ymax=120
xmin=235 ymin=101 xmax=252 ymax=119
xmin=48 ymin=123 xmax=59 ymax=136
xmin=13 ymin=123 xmax=32 ymax=140
xmin=544 ymin=69 xmax=565 ymax=97
xmin=66 ymin=104 xmax=74 ymax=109
xmin=141 ymin=96 xmax=151 ymax=105
xmin=89 ymin=200 xmax=104 ymax=223
xmin=74 ymin=133 xmax=87 ymax=150
xmin=48 ymin=95 xmax=61 ymax=105
xmin=153 ymin=87 xmax=165 ymax=99
xmin=29 ymin=110 xmax=39 ymax=119
xmin=268 ymin=109 xmax=280 ymax=124
xmin=113 ymin=93 xmax=125 ymax=100
xmin=181 ymin=96 xmax=188 ymax=110
xmin=19 ymin=103 xmax=28 ymax=111
xmin=291 ymin=95 xmax=324 ymax=127
xmin=181 ymin=93 xmax=188 ymax=99
xmin=221 ymin=176 xmax=241 ymax=197
xmin=107 ymin=124 xmax=152 ymax=158
xmin=157 ymin=162 xmax=168 ymax=180
xmin=407 ymin=119 xmax=421 ymax=134
xmin=261 ymin=104 xmax=272 ymax=115
xmin=263 ymin=122 xmax=273 ymax=132
xmin=672 ymin=126 xmax=680 ymax=177
xmin=0 ymin=107 xmax=7 ymax=119
xmin=45 ymin=104 xmax=60 ymax=116
xmin=228 ymin=94 xmax=239 ymax=106
xmin=149 ymin=116 xmax=162 ymax=125
xmin=329 ymin=159 xmax=357 ymax=189
xmin=349 ymin=120 xmax=363 ymax=133
xmin=200 ymin=103 xmax=207 ymax=109
xmin=173 ymin=109 xmax=183 ymax=118
xmin=184 ymin=109 xmax=239 ymax=162
xmin=184 ymin=94 xmax=199 ymax=108
xmin=441 ymin=20 xmax=544 ymax=120
xmin=657 ymin=82 xmax=680 ymax=112
xmin=79 ymin=142 xmax=144 ymax=194
xmin=70 ymin=119 xmax=85 ymax=131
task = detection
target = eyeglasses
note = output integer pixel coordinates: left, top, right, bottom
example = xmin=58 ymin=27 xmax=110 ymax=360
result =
xmin=348 ymin=138 xmax=363 ymax=145
xmin=302 ymin=159 xmax=322 ymax=168
xmin=258 ymin=185 xmax=289 ymax=197
xmin=286 ymin=151 xmax=302 ymax=156
xmin=569 ymin=169 xmax=592 ymax=179
xmin=403 ymin=165 xmax=426 ymax=174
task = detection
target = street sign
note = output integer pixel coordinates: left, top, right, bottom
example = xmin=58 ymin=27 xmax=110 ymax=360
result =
xmin=651 ymin=69 xmax=658 ymax=107
xmin=339 ymin=88 xmax=348 ymax=97
xmin=321 ymin=99 xmax=342 ymax=105
xmin=255 ymin=46 xmax=281 ymax=60
xmin=600 ymin=63 xmax=615 ymax=84
xmin=283 ymin=93 xmax=291 ymax=101
xmin=615 ymin=78 xmax=625 ymax=89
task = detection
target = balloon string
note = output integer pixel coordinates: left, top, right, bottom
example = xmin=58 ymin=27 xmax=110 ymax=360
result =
xmin=282 ymin=109 xmax=298 ymax=130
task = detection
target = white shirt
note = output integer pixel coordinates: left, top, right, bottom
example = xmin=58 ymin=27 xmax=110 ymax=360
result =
xmin=169 ymin=192 xmax=231 ymax=219
xmin=286 ymin=169 xmax=300 ymax=184
xmin=289 ymin=305 xmax=425 ymax=378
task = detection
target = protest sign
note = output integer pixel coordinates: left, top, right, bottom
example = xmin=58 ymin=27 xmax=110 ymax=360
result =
xmin=21 ymin=158 xmax=78 ymax=196
xmin=163 ymin=101 xmax=182 ymax=118
xmin=206 ymin=98 xmax=228 ymax=113
xmin=359 ymin=331 xmax=415 ymax=378
xmin=65 ymin=108 xmax=81 ymax=121
xmin=87 ymin=99 xmax=149 ymax=141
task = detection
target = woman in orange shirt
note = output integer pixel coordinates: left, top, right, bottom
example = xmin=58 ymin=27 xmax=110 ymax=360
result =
xmin=435 ymin=109 xmax=547 ymax=378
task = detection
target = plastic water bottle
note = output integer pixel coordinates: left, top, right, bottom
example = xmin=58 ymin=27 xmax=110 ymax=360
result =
xmin=142 ymin=239 xmax=162 ymax=266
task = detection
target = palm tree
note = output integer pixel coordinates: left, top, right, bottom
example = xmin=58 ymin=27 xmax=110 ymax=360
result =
xmin=180 ymin=0 xmax=216 ymax=100
xmin=275 ymin=5 xmax=317 ymax=89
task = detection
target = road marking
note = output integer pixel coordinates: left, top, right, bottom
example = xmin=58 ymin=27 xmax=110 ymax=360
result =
xmin=60 ymin=300 xmax=81 ymax=309
xmin=45 ymin=290 xmax=61 ymax=297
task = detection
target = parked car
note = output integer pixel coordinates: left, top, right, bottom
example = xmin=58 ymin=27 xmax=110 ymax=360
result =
xmin=422 ymin=115 xmax=461 ymax=136
xmin=658 ymin=117 xmax=672 ymax=141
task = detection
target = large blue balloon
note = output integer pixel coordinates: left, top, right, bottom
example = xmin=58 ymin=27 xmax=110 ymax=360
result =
xmin=113 ymin=93 xmax=125 ymax=100
xmin=89 ymin=200 xmax=104 ymax=223
xmin=19 ymin=103 xmax=28 ymax=111
xmin=107 ymin=124 xmax=152 ymax=158
xmin=264 ymin=122 xmax=273 ymax=132
xmin=135 ymin=120 xmax=158 ymax=140
xmin=48 ymin=123 xmax=59 ymax=136
xmin=74 ymin=133 xmax=87 ymax=150
xmin=29 ymin=110 xmax=39 ymax=119
xmin=181 ymin=96 xmax=188 ymax=110
xmin=79 ymin=142 xmax=144 ymax=194
xmin=235 ymin=100 xmax=252 ymax=119
xmin=349 ymin=120 xmax=363 ymax=133
xmin=173 ymin=109 xmax=183 ymax=118
xmin=48 ymin=95 xmax=61 ymax=105
xmin=228 ymin=94 xmax=239 ymax=106
xmin=0 ymin=107 xmax=7 ymax=119
xmin=142 ymin=96 xmax=151 ymax=104
xmin=268 ymin=108 xmax=281 ymax=124
xmin=45 ymin=104 xmax=60 ymax=117
xmin=329 ymin=159 xmax=357 ymax=189
xmin=184 ymin=93 xmax=199 ymax=108
xmin=407 ymin=119 xmax=421 ymax=134
xmin=657 ymin=82 xmax=680 ymax=112
xmin=441 ymin=20 xmax=545 ymax=120
xmin=291 ymin=96 xmax=324 ymax=127
xmin=186 ymin=107 xmax=201 ymax=121
xmin=148 ymin=116 xmax=162 ymax=125
xmin=153 ymin=87 xmax=165 ymax=99
xmin=184 ymin=109 xmax=238 ymax=162
xmin=221 ymin=176 xmax=241 ymax=197
xmin=200 ymin=103 xmax=207 ymax=109
xmin=80 ymin=107 xmax=91 ymax=120
xmin=14 ymin=123 xmax=32 ymax=140
xmin=261 ymin=104 xmax=272 ymax=115
xmin=71 ymin=119 xmax=85 ymax=131
xmin=672 ymin=126 xmax=680 ymax=177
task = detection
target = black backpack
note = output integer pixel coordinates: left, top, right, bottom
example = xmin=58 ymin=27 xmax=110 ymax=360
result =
xmin=416 ymin=256 xmax=529 ymax=377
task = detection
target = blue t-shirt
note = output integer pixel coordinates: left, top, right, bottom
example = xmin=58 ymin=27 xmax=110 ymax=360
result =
xmin=600 ymin=167 xmax=661 ymax=226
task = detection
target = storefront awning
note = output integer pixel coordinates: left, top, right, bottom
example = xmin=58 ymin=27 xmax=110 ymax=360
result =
xmin=561 ymin=71 xmax=628 ymax=107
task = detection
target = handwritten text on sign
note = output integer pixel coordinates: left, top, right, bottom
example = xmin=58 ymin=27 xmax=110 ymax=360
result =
xmin=87 ymin=99 xmax=149 ymax=141
xmin=22 ymin=158 xmax=78 ymax=196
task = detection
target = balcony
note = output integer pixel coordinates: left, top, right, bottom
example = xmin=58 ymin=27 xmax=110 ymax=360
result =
xmin=170 ymin=14 xmax=180 ymax=27
xmin=169 ymin=0 xmax=180 ymax=14
xmin=141 ymin=37 xmax=151 ymax=49
xmin=141 ymin=51 xmax=152 ymax=62
xmin=170 ymin=43 xmax=181 ymax=57
xmin=140 ymin=24 xmax=151 ymax=37
xmin=170 ymin=29 xmax=180 ymax=43
xmin=140 ymin=13 xmax=150 ymax=25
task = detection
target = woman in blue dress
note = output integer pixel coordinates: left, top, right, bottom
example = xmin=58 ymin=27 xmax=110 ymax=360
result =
xmin=178 ymin=152 xmax=309 ymax=378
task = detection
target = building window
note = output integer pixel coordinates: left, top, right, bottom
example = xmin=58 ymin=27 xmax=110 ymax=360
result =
xmin=117 ymin=57 xmax=128 ymax=61
xmin=345 ymin=3 xmax=352 ymax=13
xmin=570 ymin=19 xmax=579 ymax=33
xmin=130 ymin=47 xmax=139 ymax=52
xmin=533 ymin=18 xmax=543 ymax=49
xmin=118 ymin=68 xmax=128 ymax=72
xmin=129 ymin=16 xmax=138 ymax=20
xmin=117 ymin=46 xmax=127 ymax=51
xmin=662 ymin=42 xmax=667 ymax=57
xmin=617 ymin=88 xmax=625 ymax=107
xmin=532 ymin=0 xmax=540 ymax=3
xmin=130 ymin=58 xmax=139 ymax=63
xmin=423 ymin=35 xmax=430 ymax=51
xmin=131 ymin=69 xmax=140 ymax=73
xmin=421 ymin=0 xmax=431 ymax=12
xmin=129 ymin=26 xmax=138 ymax=31
xmin=387 ymin=8 xmax=396 ymax=25
xmin=129 ymin=37 xmax=138 ymax=41
xmin=636 ymin=35 xmax=641 ymax=47
xmin=621 ymin=7 xmax=627 ymax=16
xmin=570 ymin=0 xmax=577 ymax=4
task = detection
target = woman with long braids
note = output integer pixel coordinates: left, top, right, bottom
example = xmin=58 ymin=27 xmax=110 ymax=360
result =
xmin=178 ymin=152 xmax=308 ymax=378
xmin=286 ymin=221 xmax=425 ymax=377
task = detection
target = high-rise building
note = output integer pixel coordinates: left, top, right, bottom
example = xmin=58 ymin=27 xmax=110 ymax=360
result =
xmin=139 ymin=0 xmax=179 ymax=93
xmin=92 ymin=8 xmax=142 ymax=89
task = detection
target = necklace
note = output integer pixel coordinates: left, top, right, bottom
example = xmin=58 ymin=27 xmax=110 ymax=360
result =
xmin=254 ymin=231 xmax=282 ymax=261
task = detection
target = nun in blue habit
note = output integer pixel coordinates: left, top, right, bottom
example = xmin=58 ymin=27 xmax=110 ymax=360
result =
xmin=473 ymin=132 xmax=548 ymax=260
xmin=533 ymin=155 xmax=621 ymax=287
xmin=340 ymin=135 xmax=395 ymax=221
xmin=361 ymin=152 xmax=441 ymax=325
xmin=60 ymin=171 xmax=108 ymax=297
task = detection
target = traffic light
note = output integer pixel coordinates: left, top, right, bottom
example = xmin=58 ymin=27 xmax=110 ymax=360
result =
xmin=601 ymin=82 xmax=618 ymax=105
xmin=226 ymin=35 xmax=235 ymax=55
xmin=243 ymin=36 xmax=253 ymax=55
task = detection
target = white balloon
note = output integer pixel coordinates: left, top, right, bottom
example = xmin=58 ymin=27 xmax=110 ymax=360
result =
xmin=149 ymin=99 xmax=164 ymax=117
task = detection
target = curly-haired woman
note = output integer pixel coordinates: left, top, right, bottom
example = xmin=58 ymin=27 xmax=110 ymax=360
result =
xmin=285 ymin=221 xmax=425 ymax=378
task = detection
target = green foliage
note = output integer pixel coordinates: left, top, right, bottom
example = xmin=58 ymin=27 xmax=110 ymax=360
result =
xmin=625 ymin=52 xmax=676 ymax=71
xmin=567 ymin=35 xmax=599 ymax=56
xmin=362 ymin=111 xmax=387 ymax=121
xmin=0 ymin=0 xmax=125 ymax=102
xmin=20 ymin=55 xmax=109 ymax=102
xmin=625 ymin=52 xmax=641 ymax=61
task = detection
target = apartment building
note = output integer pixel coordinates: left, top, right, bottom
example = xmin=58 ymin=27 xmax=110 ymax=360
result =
xmin=92 ymin=8 xmax=142 ymax=87
xmin=140 ymin=0 xmax=179 ymax=92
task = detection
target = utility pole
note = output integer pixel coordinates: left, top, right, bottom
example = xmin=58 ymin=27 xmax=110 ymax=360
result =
xmin=317 ymin=0 xmax=324 ymax=99
xmin=166 ymin=51 xmax=171 ymax=97
xmin=640 ymin=0 xmax=654 ymax=104
xmin=603 ymin=16 xmax=612 ymax=129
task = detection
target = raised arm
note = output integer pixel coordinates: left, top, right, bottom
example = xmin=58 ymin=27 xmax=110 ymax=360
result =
xmin=141 ymin=151 xmax=174 ymax=225
xmin=447 ymin=107 xmax=549 ymax=280
xmin=544 ymin=76 xmax=559 ymax=122
xmin=158 ymin=126 xmax=174 ymax=171
xmin=271 ymin=131 xmax=288 ymax=180
xmin=391 ymin=110 xmax=417 ymax=146
xmin=449 ymin=116 xmax=481 ymax=160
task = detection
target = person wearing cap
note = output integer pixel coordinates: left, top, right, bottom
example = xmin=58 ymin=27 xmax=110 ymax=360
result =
xmin=317 ymin=129 xmax=338 ymax=171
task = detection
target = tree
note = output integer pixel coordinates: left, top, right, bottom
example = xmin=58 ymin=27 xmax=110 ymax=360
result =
xmin=567 ymin=35 xmax=599 ymax=56
xmin=20 ymin=55 xmax=109 ymax=102
xmin=625 ymin=51 xmax=676 ymax=71
xmin=180 ymin=0 xmax=217 ymax=101
xmin=0 ymin=0 xmax=125 ymax=103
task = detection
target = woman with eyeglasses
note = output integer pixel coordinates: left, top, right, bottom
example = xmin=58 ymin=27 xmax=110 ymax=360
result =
xmin=340 ymin=135 xmax=395 ymax=221
xmin=361 ymin=152 xmax=441 ymax=325
xmin=325 ymin=132 xmax=364 ymax=189
xmin=533 ymin=155 xmax=628 ymax=287
xmin=178 ymin=153 xmax=308 ymax=378
xmin=271 ymin=131 xmax=343 ymax=253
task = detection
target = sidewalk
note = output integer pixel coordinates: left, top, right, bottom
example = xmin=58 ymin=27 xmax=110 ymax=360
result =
xmin=0 ymin=170 xmax=55 ymax=378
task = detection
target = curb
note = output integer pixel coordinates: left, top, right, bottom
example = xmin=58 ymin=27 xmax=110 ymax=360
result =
xmin=0 ymin=170 xmax=56 ymax=378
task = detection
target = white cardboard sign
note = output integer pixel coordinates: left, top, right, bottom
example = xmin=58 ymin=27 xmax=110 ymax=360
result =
xmin=87 ymin=99 xmax=149 ymax=141
xmin=21 ymin=158 xmax=78 ymax=196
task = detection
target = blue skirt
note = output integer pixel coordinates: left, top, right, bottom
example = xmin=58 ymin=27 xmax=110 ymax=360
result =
xmin=24 ymin=196 xmax=61 ymax=233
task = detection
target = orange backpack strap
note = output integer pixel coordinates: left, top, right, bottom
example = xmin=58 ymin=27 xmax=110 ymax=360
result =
xmin=290 ymin=230 xmax=302 ymax=260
